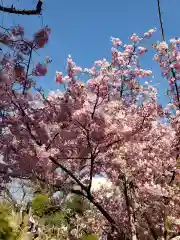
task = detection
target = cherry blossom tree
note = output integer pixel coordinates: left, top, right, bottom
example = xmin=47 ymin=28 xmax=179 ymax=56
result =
xmin=0 ymin=24 xmax=50 ymax=180
xmin=0 ymin=24 xmax=180 ymax=240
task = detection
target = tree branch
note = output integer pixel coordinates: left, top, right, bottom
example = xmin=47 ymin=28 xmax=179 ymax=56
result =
xmin=72 ymin=189 xmax=127 ymax=239
xmin=91 ymin=85 xmax=100 ymax=119
xmin=122 ymin=176 xmax=136 ymax=239
xmin=23 ymin=45 xmax=33 ymax=94
xmin=49 ymin=156 xmax=87 ymax=192
xmin=156 ymin=0 xmax=165 ymax=41
xmin=0 ymin=170 xmax=31 ymax=179
xmin=0 ymin=1 xmax=42 ymax=15
xmin=143 ymin=213 xmax=158 ymax=240
xmin=48 ymin=157 xmax=127 ymax=238
xmin=87 ymin=155 xmax=95 ymax=193
xmin=105 ymin=115 xmax=147 ymax=150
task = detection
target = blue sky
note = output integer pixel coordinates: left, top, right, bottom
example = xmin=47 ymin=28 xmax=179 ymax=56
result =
xmin=1 ymin=0 xmax=180 ymax=105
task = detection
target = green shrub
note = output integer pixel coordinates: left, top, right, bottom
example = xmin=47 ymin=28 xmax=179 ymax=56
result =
xmin=44 ymin=212 xmax=65 ymax=227
xmin=0 ymin=204 xmax=15 ymax=240
xmin=81 ymin=234 xmax=98 ymax=240
xmin=32 ymin=194 xmax=50 ymax=217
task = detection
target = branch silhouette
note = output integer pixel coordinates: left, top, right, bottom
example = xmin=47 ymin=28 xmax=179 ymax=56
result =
xmin=0 ymin=0 xmax=43 ymax=15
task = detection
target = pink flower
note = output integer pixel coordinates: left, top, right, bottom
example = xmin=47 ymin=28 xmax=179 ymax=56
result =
xmin=138 ymin=46 xmax=148 ymax=56
xmin=83 ymin=67 xmax=97 ymax=75
xmin=35 ymin=144 xmax=50 ymax=159
xmin=144 ymin=28 xmax=156 ymax=38
xmin=111 ymin=47 xmax=118 ymax=63
xmin=33 ymin=63 xmax=48 ymax=76
xmin=124 ymin=45 xmax=134 ymax=54
xmin=11 ymin=25 xmax=24 ymax=36
xmin=130 ymin=33 xmax=139 ymax=43
xmin=72 ymin=66 xmax=82 ymax=73
xmin=170 ymin=62 xmax=180 ymax=71
xmin=55 ymin=71 xmax=64 ymax=84
xmin=111 ymin=37 xmax=122 ymax=47
xmin=14 ymin=65 xmax=25 ymax=78
xmin=157 ymin=41 xmax=168 ymax=52
xmin=153 ymin=54 xmax=159 ymax=62
xmin=34 ymin=27 xmax=51 ymax=49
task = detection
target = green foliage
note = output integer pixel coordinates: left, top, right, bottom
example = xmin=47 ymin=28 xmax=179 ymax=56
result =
xmin=44 ymin=212 xmax=65 ymax=227
xmin=0 ymin=204 xmax=11 ymax=214
xmin=81 ymin=234 xmax=99 ymax=240
xmin=65 ymin=194 xmax=89 ymax=216
xmin=32 ymin=194 xmax=50 ymax=217
xmin=0 ymin=199 xmax=97 ymax=240
xmin=0 ymin=204 xmax=15 ymax=240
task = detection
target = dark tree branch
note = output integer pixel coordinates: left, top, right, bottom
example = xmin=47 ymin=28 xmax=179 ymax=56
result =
xmin=23 ymin=45 xmax=33 ymax=95
xmin=49 ymin=156 xmax=87 ymax=192
xmin=45 ymin=132 xmax=59 ymax=151
xmin=122 ymin=177 xmax=133 ymax=237
xmin=91 ymin=85 xmax=100 ymax=119
xmin=0 ymin=1 xmax=43 ymax=15
xmin=87 ymin=142 xmax=100 ymax=193
xmin=157 ymin=0 xmax=165 ymax=41
xmin=71 ymin=189 xmax=128 ymax=239
xmin=171 ymin=70 xmax=180 ymax=110
xmin=143 ymin=213 xmax=158 ymax=240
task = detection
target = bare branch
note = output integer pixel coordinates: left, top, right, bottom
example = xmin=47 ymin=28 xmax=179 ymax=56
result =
xmin=91 ymin=85 xmax=100 ymax=119
xmin=49 ymin=156 xmax=87 ymax=192
xmin=122 ymin=176 xmax=136 ymax=239
xmin=0 ymin=1 xmax=43 ymax=15
xmin=45 ymin=132 xmax=59 ymax=151
xmin=71 ymin=189 xmax=127 ymax=239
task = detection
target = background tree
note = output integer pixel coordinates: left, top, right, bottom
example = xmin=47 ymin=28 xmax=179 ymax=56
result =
xmin=0 ymin=1 xmax=180 ymax=239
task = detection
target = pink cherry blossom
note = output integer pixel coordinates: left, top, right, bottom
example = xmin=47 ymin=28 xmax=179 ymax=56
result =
xmin=34 ymin=27 xmax=51 ymax=49
xmin=33 ymin=63 xmax=48 ymax=76
xmin=130 ymin=33 xmax=139 ymax=43
xmin=55 ymin=71 xmax=64 ymax=84
xmin=137 ymin=46 xmax=148 ymax=56
xmin=143 ymin=28 xmax=156 ymax=38
xmin=111 ymin=37 xmax=122 ymax=47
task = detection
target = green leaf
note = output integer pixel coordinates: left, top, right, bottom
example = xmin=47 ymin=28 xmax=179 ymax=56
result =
xmin=65 ymin=194 xmax=89 ymax=215
xmin=44 ymin=212 xmax=65 ymax=227
xmin=0 ymin=205 xmax=15 ymax=240
xmin=32 ymin=194 xmax=50 ymax=217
